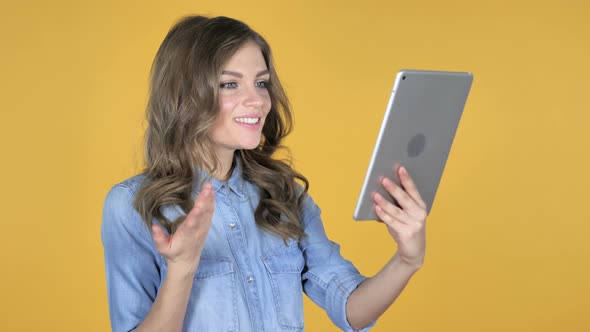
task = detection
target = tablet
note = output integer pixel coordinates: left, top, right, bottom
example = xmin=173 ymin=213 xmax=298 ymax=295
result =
xmin=353 ymin=70 xmax=473 ymax=221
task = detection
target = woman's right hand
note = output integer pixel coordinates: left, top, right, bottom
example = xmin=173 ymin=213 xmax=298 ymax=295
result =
xmin=151 ymin=182 xmax=215 ymax=276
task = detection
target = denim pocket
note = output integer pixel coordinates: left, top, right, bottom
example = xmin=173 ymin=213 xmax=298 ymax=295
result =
xmin=183 ymin=257 xmax=238 ymax=332
xmin=262 ymin=243 xmax=305 ymax=330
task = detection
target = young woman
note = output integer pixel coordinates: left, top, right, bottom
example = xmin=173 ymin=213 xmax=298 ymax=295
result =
xmin=101 ymin=15 xmax=427 ymax=332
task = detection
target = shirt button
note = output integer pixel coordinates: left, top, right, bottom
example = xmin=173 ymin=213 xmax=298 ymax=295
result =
xmin=247 ymin=276 xmax=254 ymax=283
xmin=229 ymin=223 xmax=236 ymax=229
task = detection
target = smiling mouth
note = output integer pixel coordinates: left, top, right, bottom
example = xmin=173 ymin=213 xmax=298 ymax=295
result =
xmin=234 ymin=117 xmax=260 ymax=124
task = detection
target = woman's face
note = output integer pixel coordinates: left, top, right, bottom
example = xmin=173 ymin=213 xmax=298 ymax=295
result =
xmin=209 ymin=41 xmax=272 ymax=160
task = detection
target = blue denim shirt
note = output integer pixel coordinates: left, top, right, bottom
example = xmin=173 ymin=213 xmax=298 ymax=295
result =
xmin=101 ymin=161 xmax=375 ymax=332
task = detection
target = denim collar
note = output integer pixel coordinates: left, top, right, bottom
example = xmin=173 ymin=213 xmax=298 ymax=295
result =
xmin=192 ymin=157 xmax=246 ymax=198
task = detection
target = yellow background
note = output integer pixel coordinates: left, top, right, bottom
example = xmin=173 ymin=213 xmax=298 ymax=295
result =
xmin=1 ymin=0 xmax=589 ymax=331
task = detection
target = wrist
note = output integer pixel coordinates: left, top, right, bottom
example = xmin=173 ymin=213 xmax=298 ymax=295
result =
xmin=166 ymin=260 xmax=199 ymax=282
xmin=391 ymin=253 xmax=423 ymax=273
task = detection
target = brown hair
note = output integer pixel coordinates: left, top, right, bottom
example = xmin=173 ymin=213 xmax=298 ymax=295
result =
xmin=134 ymin=15 xmax=308 ymax=240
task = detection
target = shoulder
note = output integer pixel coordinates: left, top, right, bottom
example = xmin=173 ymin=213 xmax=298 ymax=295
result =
xmin=101 ymin=174 xmax=150 ymax=240
xmin=294 ymin=183 xmax=323 ymax=227
xmin=111 ymin=174 xmax=146 ymax=196
xmin=101 ymin=174 xmax=162 ymax=272
xmin=103 ymin=174 xmax=146 ymax=214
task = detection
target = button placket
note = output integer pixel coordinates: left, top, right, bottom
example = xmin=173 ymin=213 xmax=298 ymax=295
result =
xmin=219 ymin=199 xmax=265 ymax=330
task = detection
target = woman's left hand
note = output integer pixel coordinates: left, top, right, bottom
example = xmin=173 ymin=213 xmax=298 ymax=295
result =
xmin=373 ymin=165 xmax=428 ymax=269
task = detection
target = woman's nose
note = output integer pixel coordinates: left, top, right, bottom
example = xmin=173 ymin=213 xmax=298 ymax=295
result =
xmin=243 ymin=86 xmax=264 ymax=108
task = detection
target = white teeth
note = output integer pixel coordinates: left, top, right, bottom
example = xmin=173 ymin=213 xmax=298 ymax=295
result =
xmin=235 ymin=117 xmax=259 ymax=124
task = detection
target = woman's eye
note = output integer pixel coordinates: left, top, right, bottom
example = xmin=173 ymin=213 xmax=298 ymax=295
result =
xmin=256 ymin=81 xmax=270 ymax=89
xmin=220 ymin=82 xmax=238 ymax=89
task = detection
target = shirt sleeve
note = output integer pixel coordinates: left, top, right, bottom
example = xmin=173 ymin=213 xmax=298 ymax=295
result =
xmin=101 ymin=184 xmax=163 ymax=332
xmin=299 ymin=193 xmax=377 ymax=331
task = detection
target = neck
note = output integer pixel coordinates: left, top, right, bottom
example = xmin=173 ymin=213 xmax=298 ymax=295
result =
xmin=210 ymin=148 xmax=235 ymax=181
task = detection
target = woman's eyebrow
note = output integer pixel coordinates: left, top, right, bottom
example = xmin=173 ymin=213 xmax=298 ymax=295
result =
xmin=221 ymin=70 xmax=242 ymax=78
xmin=220 ymin=69 xmax=270 ymax=78
xmin=256 ymin=69 xmax=270 ymax=77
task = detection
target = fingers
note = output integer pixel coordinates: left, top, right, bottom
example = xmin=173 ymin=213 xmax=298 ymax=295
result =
xmin=373 ymin=192 xmax=413 ymax=225
xmin=380 ymin=176 xmax=421 ymax=214
xmin=374 ymin=203 xmax=407 ymax=233
xmin=396 ymin=166 xmax=427 ymax=210
xmin=180 ymin=182 xmax=215 ymax=231
xmin=374 ymin=165 xmax=428 ymax=224
xmin=193 ymin=183 xmax=215 ymax=213
xmin=151 ymin=224 xmax=170 ymax=253
xmin=153 ymin=183 xmax=215 ymax=264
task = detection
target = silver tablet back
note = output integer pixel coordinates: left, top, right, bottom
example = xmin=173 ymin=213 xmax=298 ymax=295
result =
xmin=353 ymin=70 xmax=473 ymax=221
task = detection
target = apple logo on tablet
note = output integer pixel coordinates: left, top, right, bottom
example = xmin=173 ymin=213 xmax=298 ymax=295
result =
xmin=407 ymin=133 xmax=426 ymax=157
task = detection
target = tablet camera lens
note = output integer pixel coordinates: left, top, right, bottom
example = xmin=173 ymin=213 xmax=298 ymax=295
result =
xmin=402 ymin=76 xmax=406 ymax=80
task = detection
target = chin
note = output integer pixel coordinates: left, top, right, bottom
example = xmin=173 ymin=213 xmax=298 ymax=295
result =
xmin=241 ymin=144 xmax=260 ymax=150
xmin=240 ymin=139 xmax=262 ymax=150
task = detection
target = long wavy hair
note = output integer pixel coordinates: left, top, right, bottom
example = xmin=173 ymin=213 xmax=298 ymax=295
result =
xmin=134 ymin=15 xmax=309 ymax=240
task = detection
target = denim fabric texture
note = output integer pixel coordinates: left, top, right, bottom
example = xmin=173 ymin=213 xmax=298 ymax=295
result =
xmin=101 ymin=160 xmax=375 ymax=332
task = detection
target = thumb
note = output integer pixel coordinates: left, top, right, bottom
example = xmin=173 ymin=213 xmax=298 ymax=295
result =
xmin=151 ymin=224 xmax=170 ymax=253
